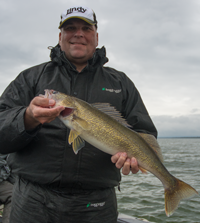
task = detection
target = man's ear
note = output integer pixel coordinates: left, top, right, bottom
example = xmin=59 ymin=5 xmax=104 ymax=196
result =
xmin=59 ymin=32 xmax=61 ymax=45
xmin=96 ymin=32 xmax=99 ymax=47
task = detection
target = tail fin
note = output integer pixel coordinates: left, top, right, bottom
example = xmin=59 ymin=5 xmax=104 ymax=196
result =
xmin=165 ymin=178 xmax=198 ymax=217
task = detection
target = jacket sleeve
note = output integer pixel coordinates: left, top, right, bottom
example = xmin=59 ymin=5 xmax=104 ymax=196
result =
xmin=0 ymin=154 xmax=10 ymax=181
xmin=121 ymin=74 xmax=158 ymax=138
xmin=0 ymin=68 xmax=42 ymax=154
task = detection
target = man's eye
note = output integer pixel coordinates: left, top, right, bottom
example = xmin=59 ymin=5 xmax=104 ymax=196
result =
xmin=83 ymin=26 xmax=91 ymax=31
xmin=64 ymin=26 xmax=75 ymax=31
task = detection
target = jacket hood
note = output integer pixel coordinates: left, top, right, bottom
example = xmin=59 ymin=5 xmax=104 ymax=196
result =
xmin=49 ymin=44 xmax=109 ymax=69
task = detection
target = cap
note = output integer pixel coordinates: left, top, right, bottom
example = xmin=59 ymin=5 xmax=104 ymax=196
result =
xmin=59 ymin=6 xmax=97 ymax=29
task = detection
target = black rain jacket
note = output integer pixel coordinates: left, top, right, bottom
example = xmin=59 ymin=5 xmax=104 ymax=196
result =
xmin=0 ymin=45 xmax=157 ymax=189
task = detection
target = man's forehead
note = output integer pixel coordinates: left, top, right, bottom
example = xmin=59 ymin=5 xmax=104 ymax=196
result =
xmin=62 ymin=18 xmax=93 ymax=27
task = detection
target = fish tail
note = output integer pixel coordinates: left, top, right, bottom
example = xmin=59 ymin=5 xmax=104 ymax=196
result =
xmin=165 ymin=178 xmax=198 ymax=217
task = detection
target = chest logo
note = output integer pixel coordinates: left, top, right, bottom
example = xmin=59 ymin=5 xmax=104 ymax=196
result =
xmin=102 ymin=88 xmax=121 ymax=93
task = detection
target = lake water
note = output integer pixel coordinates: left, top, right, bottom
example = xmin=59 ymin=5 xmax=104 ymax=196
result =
xmin=116 ymin=138 xmax=200 ymax=223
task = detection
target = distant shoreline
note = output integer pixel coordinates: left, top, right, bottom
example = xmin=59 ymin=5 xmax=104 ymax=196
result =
xmin=158 ymin=136 xmax=200 ymax=139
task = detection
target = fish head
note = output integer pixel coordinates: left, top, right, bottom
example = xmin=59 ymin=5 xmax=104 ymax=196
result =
xmin=44 ymin=89 xmax=74 ymax=106
xmin=42 ymin=89 xmax=88 ymax=134
xmin=41 ymin=89 xmax=76 ymax=120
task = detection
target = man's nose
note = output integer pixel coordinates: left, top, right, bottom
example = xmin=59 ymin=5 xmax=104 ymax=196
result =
xmin=74 ymin=28 xmax=83 ymax=37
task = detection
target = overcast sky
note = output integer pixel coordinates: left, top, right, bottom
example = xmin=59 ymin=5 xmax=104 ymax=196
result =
xmin=0 ymin=0 xmax=200 ymax=137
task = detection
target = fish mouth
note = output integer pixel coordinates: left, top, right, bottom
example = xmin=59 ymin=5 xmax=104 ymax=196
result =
xmin=44 ymin=89 xmax=74 ymax=117
xmin=60 ymin=107 xmax=74 ymax=117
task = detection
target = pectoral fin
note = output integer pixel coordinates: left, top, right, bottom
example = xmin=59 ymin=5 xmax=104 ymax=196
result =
xmin=72 ymin=136 xmax=85 ymax=154
xmin=68 ymin=130 xmax=85 ymax=154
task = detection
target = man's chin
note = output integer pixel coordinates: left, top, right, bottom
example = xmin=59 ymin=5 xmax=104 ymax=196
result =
xmin=70 ymin=52 xmax=92 ymax=61
xmin=70 ymin=50 xmax=86 ymax=58
xmin=66 ymin=51 xmax=93 ymax=63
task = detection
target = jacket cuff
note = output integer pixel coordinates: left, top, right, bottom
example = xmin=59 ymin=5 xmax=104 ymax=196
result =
xmin=17 ymin=108 xmax=41 ymax=141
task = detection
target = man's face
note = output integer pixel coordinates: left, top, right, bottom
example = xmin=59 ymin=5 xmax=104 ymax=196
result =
xmin=59 ymin=19 xmax=98 ymax=65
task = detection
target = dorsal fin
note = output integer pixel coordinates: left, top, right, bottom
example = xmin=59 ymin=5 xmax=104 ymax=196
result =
xmin=92 ymin=103 xmax=132 ymax=128
xmin=138 ymin=133 xmax=164 ymax=162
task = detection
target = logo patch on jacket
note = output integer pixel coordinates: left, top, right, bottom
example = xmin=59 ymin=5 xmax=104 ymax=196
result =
xmin=102 ymin=88 xmax=121 ymax=93
xmin=86 ymin=202 xmax=105 ymax=208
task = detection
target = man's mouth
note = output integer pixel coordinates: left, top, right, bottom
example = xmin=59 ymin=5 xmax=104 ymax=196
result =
xmin=70 ymin=42 xmax=86 ymax=45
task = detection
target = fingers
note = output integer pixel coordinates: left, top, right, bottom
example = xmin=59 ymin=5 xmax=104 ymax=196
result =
xmin=121 ymin=157 xmax=139 ymax=175
xmin=111 ymin=152 xmax=127 ymax=169
xmin=122 ymin=158 xmax=131 ymax=175
xmin=32 ymin=96 xmax=55 ymax=108
xmin=130 ymin=157 xmax=139 ymax=174
xmin=24 ymin=97 xmax=65 ymax=130
xmin=111 ymin=152 xmax=139 ymax=175
xmin=31 ymin=105 xmax=63 ymax=120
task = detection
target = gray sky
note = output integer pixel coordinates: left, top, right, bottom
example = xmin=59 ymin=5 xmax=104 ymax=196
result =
xmin=0 ymin=0 xmax=200 ymax=137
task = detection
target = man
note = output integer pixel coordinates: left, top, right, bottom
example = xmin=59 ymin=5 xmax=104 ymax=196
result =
xmin=0 ymin=6 xmax=157 ymax=223
xmin=0 ymin=154 xmax=13 ymax=223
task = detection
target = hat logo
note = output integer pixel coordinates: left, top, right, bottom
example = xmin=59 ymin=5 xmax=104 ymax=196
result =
xmin=66 ymin=7 xmax=87 ymax=16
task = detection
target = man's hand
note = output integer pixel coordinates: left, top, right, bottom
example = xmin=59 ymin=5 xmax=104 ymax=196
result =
xmin=111 ymin=152 xmax=139 ymax=175
xmin=24 ymin=96 xmax=65 ymax=130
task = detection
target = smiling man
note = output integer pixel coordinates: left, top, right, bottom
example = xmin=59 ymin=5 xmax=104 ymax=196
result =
xmin=0 ymin=6 xmax=157 ymax=223
xmin=59 ymin=18 xmax=98 ymax=72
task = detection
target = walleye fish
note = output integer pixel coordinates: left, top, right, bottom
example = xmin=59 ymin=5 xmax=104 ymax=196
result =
xmin=40 ymin=89 xmax=198 ymax=217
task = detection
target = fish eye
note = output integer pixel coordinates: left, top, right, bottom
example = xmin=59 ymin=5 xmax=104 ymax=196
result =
xmin=52 ymin=91 xmax=58 ymax=94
